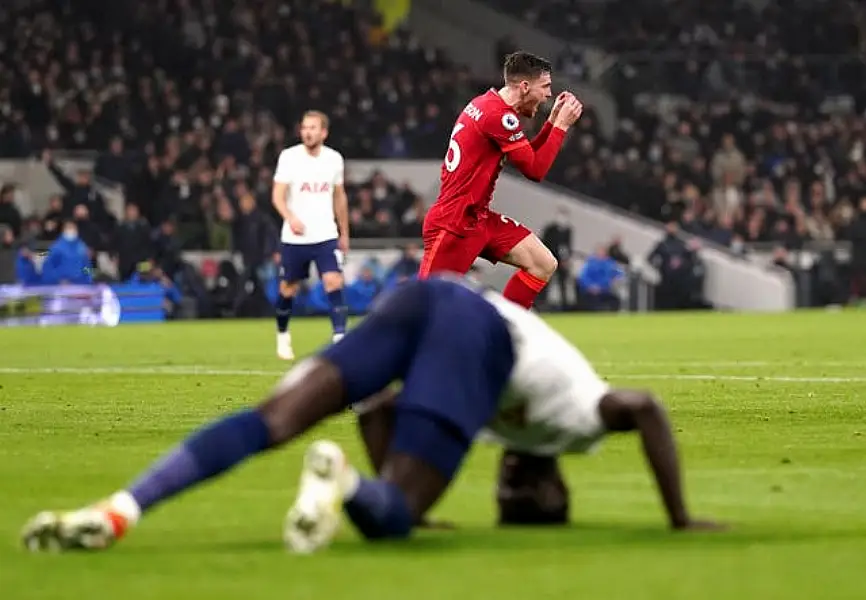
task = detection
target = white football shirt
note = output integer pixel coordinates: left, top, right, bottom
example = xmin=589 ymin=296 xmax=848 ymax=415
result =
xmin=273 ymin=144 xmax=344 ymax=245
xmin=479 ymin=290 xmax=611 ymax=456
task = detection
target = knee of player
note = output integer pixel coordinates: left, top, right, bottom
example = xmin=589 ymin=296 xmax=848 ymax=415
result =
xmin=280 ymin=281 xmax=300 ymax=297
xmin=322 ymin=272 xmax=344 ymax=291
xmin=543 ymin=254 xmax=559 ymax=278
xmin=530 ymin=252 xmax=557 ymax=281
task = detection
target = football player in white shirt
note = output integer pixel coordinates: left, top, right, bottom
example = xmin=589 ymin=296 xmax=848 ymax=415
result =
xmin=21 ymin=276 xmax=720 ymax=556
xmin=271 ymin=111 xmax=350 ymax=360
xmin=353 ymin=286 xmax=724 ymax=531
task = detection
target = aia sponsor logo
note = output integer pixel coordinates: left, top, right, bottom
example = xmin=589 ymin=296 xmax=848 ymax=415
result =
xmin=299 ymin=182 xmax=331 ymax=193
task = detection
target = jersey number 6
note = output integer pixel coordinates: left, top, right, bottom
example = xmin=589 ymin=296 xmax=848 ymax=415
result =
xmin=444 ymin=123 xmax=465 ymax=173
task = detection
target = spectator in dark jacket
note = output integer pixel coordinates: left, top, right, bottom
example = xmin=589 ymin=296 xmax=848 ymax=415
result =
xmin=233 ymin=192 xmax=277 ymax=275
xmin=848 ymin=197 xmax=866 ymax=300
xmin=113 ymin=203 xmax=154 ymax=280
xmin=43 ymin=151 xmax=113 ymax=229
xmin=94 ymin=137 xmax=134 ymax=190
xmin=0 ymin=185 xmax=22 ymax=238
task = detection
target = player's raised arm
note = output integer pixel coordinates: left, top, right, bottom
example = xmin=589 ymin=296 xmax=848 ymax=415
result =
xmin=504 ymin=96 xmax=582 ymax=182
xmin=272 ymin=150 xmax=304 ymax=235
xmin=597 ymin=390 xmax=723 ymax=531
xmin=528 ymin=92 xmax=572 ymax=150
xmin=332 ymin=155 xmax=349 ymax=253
xmin=486 ymin=52 xmax=583 ymax=182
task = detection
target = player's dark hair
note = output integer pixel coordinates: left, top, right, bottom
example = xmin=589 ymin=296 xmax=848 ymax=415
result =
xmin=503 ymin=52 xmax=552 ymax=83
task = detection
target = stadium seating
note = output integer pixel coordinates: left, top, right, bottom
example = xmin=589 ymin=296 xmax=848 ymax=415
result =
xmin=506 ymin=0 xmax=866 ymax=249
xmin=2 ymin=0 xmax=865 ymax=272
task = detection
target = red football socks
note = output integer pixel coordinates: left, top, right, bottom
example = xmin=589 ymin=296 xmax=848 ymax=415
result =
xmin=503 ymin=270 xmax=548 ymax=309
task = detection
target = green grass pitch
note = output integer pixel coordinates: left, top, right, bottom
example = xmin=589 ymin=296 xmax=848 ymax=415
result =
xmin=1 ymin=310 xmax=865 ymax=600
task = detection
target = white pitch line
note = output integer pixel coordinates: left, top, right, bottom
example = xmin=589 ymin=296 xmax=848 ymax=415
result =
xmin=607 ymin=374 xmax=866 ymax=383
xmin=594 ymin=360 xmax=866 ymax=368
xmin=0 ymin=366 xmax=280 ymax=376
xmin=1 ymin=366 xmax=866 ymax=383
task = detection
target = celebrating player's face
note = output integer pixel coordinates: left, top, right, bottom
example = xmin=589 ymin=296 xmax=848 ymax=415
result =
xmin=517 ymin=72 xmax=553 ymax=117
xmin=300 ymin=116 xmax=327 ymax=149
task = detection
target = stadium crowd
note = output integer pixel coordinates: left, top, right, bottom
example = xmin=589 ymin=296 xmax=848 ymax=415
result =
xmin=507 ymin=0 xmax=866 ymax=248
xmin=2 ymin=0 xmax=866 ymax=309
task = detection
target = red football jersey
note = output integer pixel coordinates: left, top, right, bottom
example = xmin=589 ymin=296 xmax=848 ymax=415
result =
xmin=425 ymin=89 xmax=530 ymax=233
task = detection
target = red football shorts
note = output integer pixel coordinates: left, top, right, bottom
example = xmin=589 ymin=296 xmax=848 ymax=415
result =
xmin=419 ymin=211 xmax=532 ymax=278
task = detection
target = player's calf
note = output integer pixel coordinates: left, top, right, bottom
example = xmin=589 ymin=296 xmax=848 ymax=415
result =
xmin=501 ymin=235 xmax=558 ymax=309
xmin=276 ymin=280 xmax=300 ymax=360
xmin=321 ymin=271 xmax=347 ymax=342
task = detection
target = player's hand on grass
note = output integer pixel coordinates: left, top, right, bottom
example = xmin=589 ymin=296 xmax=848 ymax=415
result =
xmin=548 ymin=92 xmax=574 ymax=125
xmin=552 ymin=96 xmax=583 ymax=130
xmin=289 ymin=215 xmax=305 ymax=235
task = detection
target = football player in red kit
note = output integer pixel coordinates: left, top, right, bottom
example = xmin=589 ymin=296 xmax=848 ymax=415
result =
xmin=420 ymin=51 xmax=583 ymax=308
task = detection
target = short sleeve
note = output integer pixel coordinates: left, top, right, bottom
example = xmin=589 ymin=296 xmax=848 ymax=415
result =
xmin=332 ymin=153 xmax=345 ymax=186
xmin=481 ymin=108 xmax=529 ymax=154
xmin=273 ymin=149 xmax=292 ymax=184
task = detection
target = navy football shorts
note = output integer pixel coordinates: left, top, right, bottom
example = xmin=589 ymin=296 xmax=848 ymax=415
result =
xmin=280 ymin=239 xmax=342 ymax=282
xmin=320 ymin=277 xmax=515 ymax=478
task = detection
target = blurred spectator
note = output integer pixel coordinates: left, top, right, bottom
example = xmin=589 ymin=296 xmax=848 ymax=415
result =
xmin=152 ymin=219 xmax=183 ymax=277
xmin=386 ymin=243 xmax=421 ymax=287
xmin=207 ymin=196 xmax=234 ymax=252
xmin=0 ymin=185 xmax=22 ymax=237
xmin=41 ymin=195 xmax=65 ymax=242
xmin=849 ymin=197 xmax=866 ymax=300
xmin=94 ymin=137 xmax=133 ymax=190
xmin=40 ymin=220 xmax=92 ymax=285
xmin=812 ymin=249 xmax=844 ymax=307
xmin=1 ymin=225 xmax=15 ymax=250
xmin=648 ymin=221 xmax=694 ymax=310
xmin=128 ymin=259 xmax=183 ymax=318
xmin=576 ymin=244 xmax=623 ymax=312
xmin=540 ymin=207 xmax=574 ymax=308
xmin=607 ymin=235 xmax=631 ymax=266
xmin=43 ymin=151 xmax=112 ymax=229
xmin=345 ymin=265 xmax=383 ymax=313
xmin=72 ymin=203 xmax=103 ymax=252
xmin=772 ymin=246 xmax=796 ymax=275
xmin=711 ymin=134 xmax=747 ymax=188
xmin=14 ymin=242 xmax=41 ymax=285
xmin=112 ymin=203 xmax=153 ymax=280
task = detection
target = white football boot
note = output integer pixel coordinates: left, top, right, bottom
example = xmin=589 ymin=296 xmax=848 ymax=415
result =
xmin=22 ymin=491 xmax=139 ymax=552
xmin=22 ymin=507 xmax=122 ymax=552
xmin=277 ymin=332 xmax=295 ymax=360
xmin=331 ymin=333 xmax=345 ymax=344
xmin=284 ymin=440 xmax=356 ymax=554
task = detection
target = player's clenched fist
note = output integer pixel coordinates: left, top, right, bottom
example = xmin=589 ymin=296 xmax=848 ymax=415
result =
xmin=552 ymin=95 xmax=583 ymax=130
xmin=547 ymin=91 xmax=574 ymax=125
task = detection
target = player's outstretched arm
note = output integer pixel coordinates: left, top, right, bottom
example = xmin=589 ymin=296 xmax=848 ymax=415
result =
xmin=598 ymin=390 xmax=724 ymax=532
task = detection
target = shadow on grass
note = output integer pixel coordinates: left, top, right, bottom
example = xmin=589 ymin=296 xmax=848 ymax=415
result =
xmin=118 ymin=519 xmax=866 ymax=557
